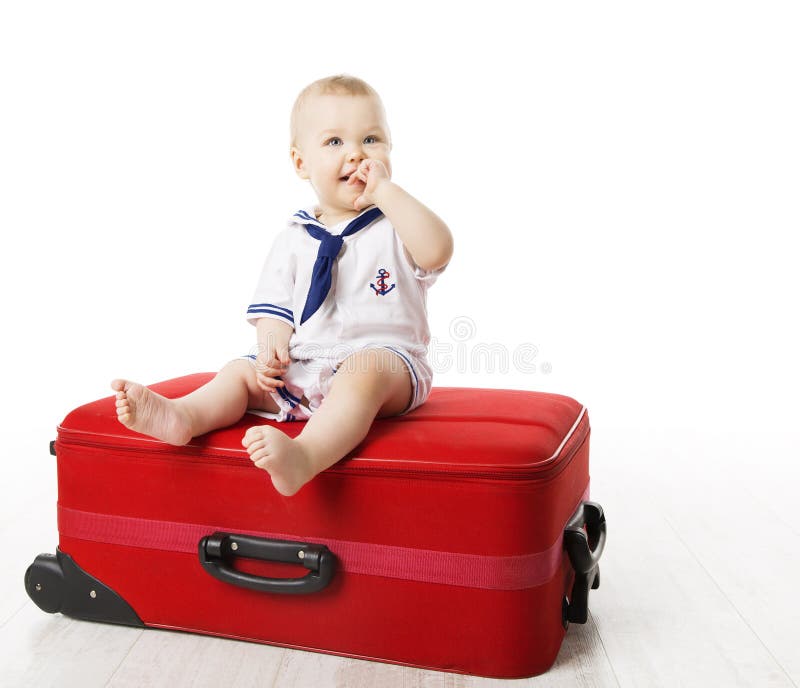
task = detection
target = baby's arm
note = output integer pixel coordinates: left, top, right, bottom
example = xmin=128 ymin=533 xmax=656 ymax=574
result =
xmin=253 ymin=317 xmax=293 ymax=392
xmin=371 ymin=180 xmax=454 ymax=272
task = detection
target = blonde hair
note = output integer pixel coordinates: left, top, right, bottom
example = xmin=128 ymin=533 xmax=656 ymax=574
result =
xmin=289 ymin=74 xmax=388 ymax=150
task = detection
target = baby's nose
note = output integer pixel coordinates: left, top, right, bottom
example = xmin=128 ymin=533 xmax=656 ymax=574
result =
xmin=347 ymin=145 xmax=365 ymax=162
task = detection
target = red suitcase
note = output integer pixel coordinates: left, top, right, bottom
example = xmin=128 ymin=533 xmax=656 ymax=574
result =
xmin=26 ymin=373 xmax=605 ymax=679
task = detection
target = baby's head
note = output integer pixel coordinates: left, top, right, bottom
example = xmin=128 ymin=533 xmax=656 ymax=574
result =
xmin=290 ymin=74 xmax=392 ymax=216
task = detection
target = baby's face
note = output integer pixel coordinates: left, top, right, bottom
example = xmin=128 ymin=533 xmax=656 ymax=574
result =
xmin=291 ymin=94 xmax=392 ymax=215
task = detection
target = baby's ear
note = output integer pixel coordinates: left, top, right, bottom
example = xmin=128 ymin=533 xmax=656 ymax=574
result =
xmin=289 ymin=147 xmax=309 ymax=180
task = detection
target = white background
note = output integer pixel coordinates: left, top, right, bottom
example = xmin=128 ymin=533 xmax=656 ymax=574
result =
xmin=1 ymin=1 xmax=798 ymax=452
xmin=1 ymin=4 xmax=800 ymax=685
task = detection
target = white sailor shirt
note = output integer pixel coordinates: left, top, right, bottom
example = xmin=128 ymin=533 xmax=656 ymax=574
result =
xmin=246 ymin=204 xmax=446 ymax=363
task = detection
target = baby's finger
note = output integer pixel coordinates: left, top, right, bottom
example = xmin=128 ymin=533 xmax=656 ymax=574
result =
xmin=256 ymin=359 xmax=285 ymax=375
xmin=253 ymin=358 xmax=272 ymax=374
xmin=256 ymin=374 xmax=285 ymax=391
xmin=262 ymin=365 xmax=288 ymax=378
xmin=256 ymin=381 xmax=277 ymax=394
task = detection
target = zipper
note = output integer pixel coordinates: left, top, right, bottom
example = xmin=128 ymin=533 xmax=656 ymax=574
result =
xmin=55 ymin=431 xmax=249 ymax=468
xmin=56 ymin=413 xmax=589 ymax=482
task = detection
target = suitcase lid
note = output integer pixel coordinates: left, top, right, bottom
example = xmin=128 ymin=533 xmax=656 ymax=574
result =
xmin=58 ymin=373 xmax=589 ymax=480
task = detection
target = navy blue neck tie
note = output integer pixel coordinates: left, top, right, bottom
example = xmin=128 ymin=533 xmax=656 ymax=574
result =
xmin=299 ymin=206 xmax=384 ymax=325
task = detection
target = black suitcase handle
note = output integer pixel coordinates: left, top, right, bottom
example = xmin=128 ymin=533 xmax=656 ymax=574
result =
xmin=198 ymin=532 xmax=335 ymax=594
xmin=563 ymin=500 xmax=606 ymax=625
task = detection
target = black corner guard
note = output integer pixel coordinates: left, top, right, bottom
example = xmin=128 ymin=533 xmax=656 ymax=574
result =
xmin=25 ymin=549 xmax=144 ymax=627
xmin=199 ymin=532 xmax=335 ymax=594
xmin=563 ymin=500 xmax=606 ymax=627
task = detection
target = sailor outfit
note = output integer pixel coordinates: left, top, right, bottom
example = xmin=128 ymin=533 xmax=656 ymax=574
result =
xmin=242 ymin=203 xmax=446 ymax=422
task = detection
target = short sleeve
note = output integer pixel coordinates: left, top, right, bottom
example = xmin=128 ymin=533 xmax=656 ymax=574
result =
xmin=246 ymin=229 xmax=296 ymax=328
xmin=401 ymin=242 xmax=448 ymax=287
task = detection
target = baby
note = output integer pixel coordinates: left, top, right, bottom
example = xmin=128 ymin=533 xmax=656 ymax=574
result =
xmin=111 ymin=74 xmax=453 ymax=497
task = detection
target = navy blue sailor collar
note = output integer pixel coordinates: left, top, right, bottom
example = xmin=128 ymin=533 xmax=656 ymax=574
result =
xmin=290 ymin=204 xmax=385 ymax=324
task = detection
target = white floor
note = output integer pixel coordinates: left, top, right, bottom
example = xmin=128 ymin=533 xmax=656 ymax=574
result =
xmin=2 ymin=427 xmax=798 ymax=688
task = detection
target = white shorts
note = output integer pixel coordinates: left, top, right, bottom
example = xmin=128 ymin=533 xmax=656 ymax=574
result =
xmin=239 ymin=344 xmax=433 ymax=423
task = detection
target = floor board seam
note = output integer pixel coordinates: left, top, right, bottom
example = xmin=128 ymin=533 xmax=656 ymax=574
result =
xmin=734 ymin=477 xmax=800 ymax=538
xmin=0 ymin=600 xmax=28 ymax=631
xmin=267 ymin=649 xmax=287 ymax=688
xmin=588 ymin=610 xmax=623 ymax=688
xmin=103 ymin=628 xmax=144 ymax=688
xmin=662 ymin=514 xmax=798 ymax=688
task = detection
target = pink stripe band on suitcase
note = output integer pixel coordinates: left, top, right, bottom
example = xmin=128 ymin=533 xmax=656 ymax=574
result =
xmin=59 ymin=484 xmax=589 ymax=591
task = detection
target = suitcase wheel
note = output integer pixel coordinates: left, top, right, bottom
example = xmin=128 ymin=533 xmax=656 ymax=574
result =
xmin=25 ymin=549 xmax=144 ymax=627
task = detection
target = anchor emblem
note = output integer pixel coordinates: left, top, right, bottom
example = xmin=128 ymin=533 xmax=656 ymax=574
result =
xmin=370 ymin=268 xmax=396 ymax=296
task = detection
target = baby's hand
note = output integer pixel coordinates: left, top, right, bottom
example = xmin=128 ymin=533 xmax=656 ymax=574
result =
xmin=253 ymin=345 xmax=291 ymax=392
xmin=347 ymin=158 xmax=390 ymax=210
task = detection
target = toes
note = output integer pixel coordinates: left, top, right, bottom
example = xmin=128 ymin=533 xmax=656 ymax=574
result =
xmin=254 ymin=455 xmax=273 ymax=470
xmin=242 ymin=426 xmax=266 ymax=447
xmin=114 ymin=391 xmax=131 ymax=424
xmin=250 ymin=447 xmax=271 ymax=465
xmin=245 ymin=439 xmax=266 ymax=455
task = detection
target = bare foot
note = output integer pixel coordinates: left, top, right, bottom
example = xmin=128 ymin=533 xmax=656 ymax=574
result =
xmin=110 ymin=379 xmax=194 ymax=445
xmin=242 ymin=425 xmax=316 ymax=497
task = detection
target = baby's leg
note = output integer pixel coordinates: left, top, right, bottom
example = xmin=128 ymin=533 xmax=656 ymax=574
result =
xmin=112 ymin=359 xmax=280 ymax=445
xmin=242 ymin=348 xmax=412 ymax=496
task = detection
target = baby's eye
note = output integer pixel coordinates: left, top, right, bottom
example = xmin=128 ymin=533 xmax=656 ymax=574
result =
xmin=325 ymin=135 xmax=379 ymax=146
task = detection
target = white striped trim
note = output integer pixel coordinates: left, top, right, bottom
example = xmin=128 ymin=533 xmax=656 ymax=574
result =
xmin=548 ymin=406 xmax=587 ymax=461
